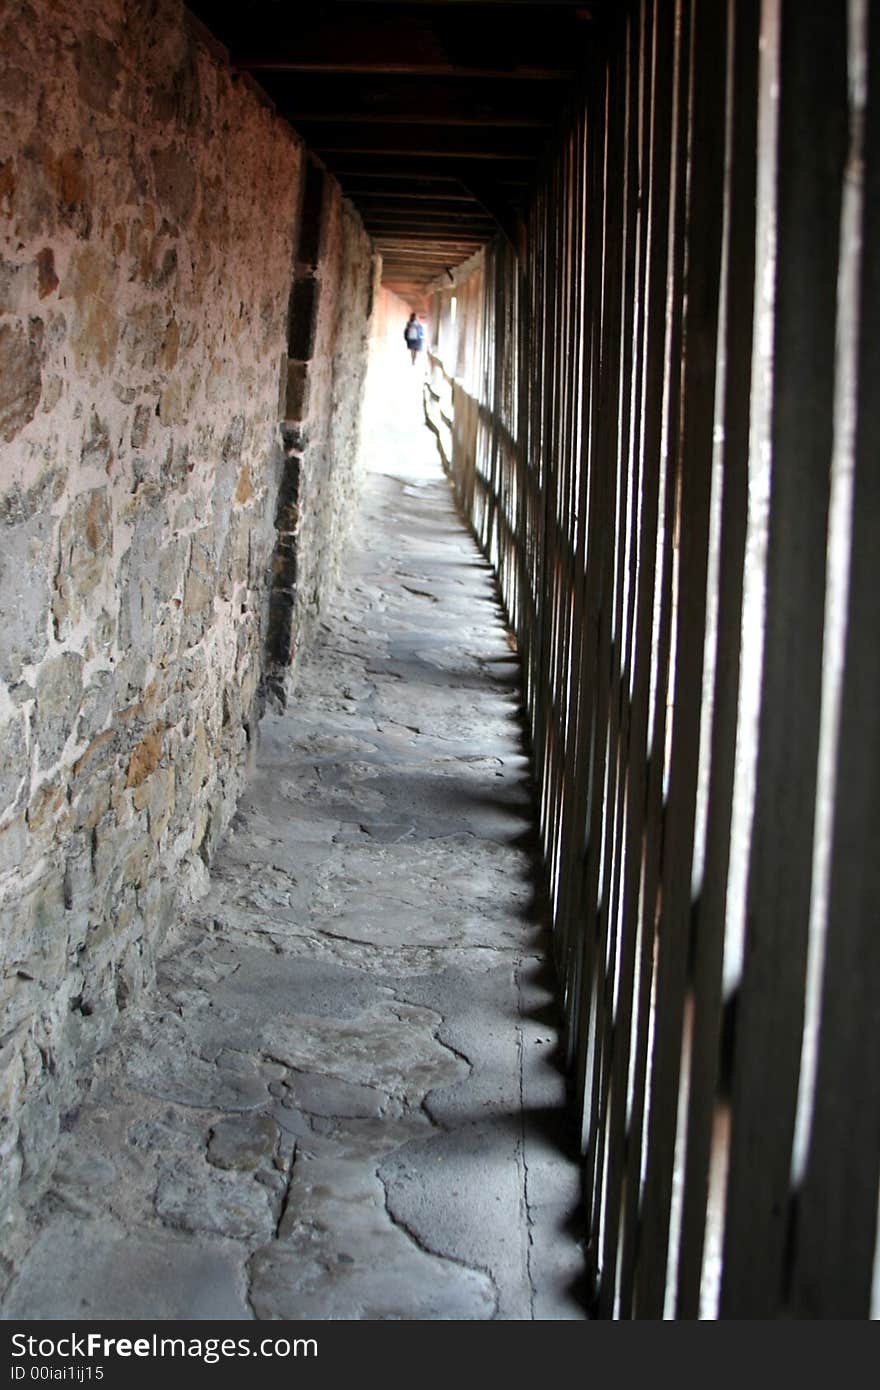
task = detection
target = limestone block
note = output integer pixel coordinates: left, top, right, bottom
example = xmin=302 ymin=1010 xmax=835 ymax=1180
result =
xmin=80 ymin=412 xmax=113 ymax=473
xmin=151 ymin=145 xmax=197 ymax=227
xmin=145 ymin=766 xmax=175 ymax=842
xmin=120 ymin=302 xmax=167 ymax=371
xmin=77 ymin=670 xmax=114 ymax=744
xmin=52 ymin=489 xmax=112 ymax=639
xmin=130 ymin=403 xmax=151 ymax=450
xmin=126 ymin=728 xmax=164 ymax=789
xmin=0 ymin=815 xmax=27 ymax=876
xmin=117 ymin=529 xmax=162 ymax=659
xmin=146 ymin=23 xmax=201 ymax=131
xmin=217 ymin=512 xmax=250 ymax=599
xmin=0 ymin=258 xmax=38 ymax=314
xmin=69 ymin=775 xmax=111 ymax=835
xmin=71 ymin=727 xmax=117 ymax=787
xmin=61 ymin=830 xmax=94 ymax=913
xmin=0 ymin=712 xmax=28 ymax=819
xmin=36 ymin=248 xmax=58 ymax=299
xmin=35 ymin=651 xmax=83 ymax=767
xmin=0 ymin=1033 xmax=27 ymax=1141
xmin=0 ymin=970 xmax=43 ymax=1048
xmin=119 ymin=834 xmax=153 ymax=891
xmin=0 ymin=497 xmax=54 ymax=682
xmin=0 ymin=318 xmax=43 ymax=442
xmin=75 ymin=31 xmax=121 ymax=117
xmin=23 ymin=780 xmax=69 ymax=857
xmin=9 ymin=873 xmax=68 ymax=982
xmin=64 ymin=246 xmax=119 ymax=373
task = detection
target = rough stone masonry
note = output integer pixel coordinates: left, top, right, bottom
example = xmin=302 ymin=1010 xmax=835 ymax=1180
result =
xmin=0 ymin=0 xmax=376 ymax=1264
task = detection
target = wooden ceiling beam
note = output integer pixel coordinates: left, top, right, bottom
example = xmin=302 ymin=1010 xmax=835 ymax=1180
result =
xmin=239 ymin=61 xmax=575 ymax=80
xmin=362 ymin=206 xmax=493 ymax=220
xmin=379 ymin=248 xmax=478 ymax=259
xmin=369 ymin=237 xmax=481 ymax=248
xmin=377 ymin=257 xmax=481 ymax=268
xmin=336 ymin=2 xmax=594 ymax=7
xmin=285 ymin=122 xmax=544 ymax=159
xmin=376 ymin=250 xmax=482 ymax=261
xmin=364 ymin=219 xmax=490 ymax=233
xmin=340 ymin=187 xmax=478 ymax=202
xmin=367 ymin=206 xmax=493 ymax=216
xmin=257 ymin=73 xmax=560 ymax=127
xmin=282 ymin=111 xmax=551 ymax=129
xmin=220 ymin=5 xmax=594 ymax=81
xmin=324 ymin=154 xmax=535 ymax=180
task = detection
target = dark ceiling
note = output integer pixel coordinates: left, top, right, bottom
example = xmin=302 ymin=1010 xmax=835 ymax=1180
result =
xmin=186 ymin=1 xmax=604 ymax=302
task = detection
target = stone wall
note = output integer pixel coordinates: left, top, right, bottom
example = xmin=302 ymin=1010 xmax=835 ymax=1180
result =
xmin=0 ymin=0 xmax=375 ymax=1250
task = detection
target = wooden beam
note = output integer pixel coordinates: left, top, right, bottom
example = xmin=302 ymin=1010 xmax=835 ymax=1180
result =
xmin=372 ymin=237 xmax=486 ymax=249
xmin=376 ymin=251 xmax=481 ymax=262
xmin=336 ymin=170 xmax=527 ymax=192
xmin=367 ymin=229 xmax=491 ymax=242
xmin=285 ymin=122 xmax=545 ymax=159
xmin=359 ymin=209 xmax=490 ymax=224
xmin=282 ymin=111 xmax=551 ymax=128
xmin=342 ymin=187 xmax=478 ymax=202
xmin=380 ymin=251 xmax=472 ymax=261
xmin=335 ymin=1 xmax=594 ymax=6
xmin=258 ymin=72 xmax=561 ymax=126
xmin=362 ymin=208 xmax=494 ymax=223
xmin=323 ymin=153 xmax=535 ymax=180
xmin=239 ymin=60 xmax=575 ymax=79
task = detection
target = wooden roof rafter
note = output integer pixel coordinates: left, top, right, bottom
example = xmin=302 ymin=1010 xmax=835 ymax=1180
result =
xmin=185 ymin=0 xmax=605 ymax=282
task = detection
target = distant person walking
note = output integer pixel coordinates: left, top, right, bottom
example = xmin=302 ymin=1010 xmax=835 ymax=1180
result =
xmin=404 ymin=312 xmax=425 ymax=366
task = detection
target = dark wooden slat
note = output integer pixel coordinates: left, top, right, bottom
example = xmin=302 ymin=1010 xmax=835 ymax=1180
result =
xmin=720 ymin=0 xmax=848 ymax=1319
xmin=634 ymin=0 xmax=727 ymax=1318
xmin=597 ymin=0 xmax=670 ymax=1317
xmin=675 ymin=0 xmax=760 ymax=1321
xmin=555 ymin=56 xmax=606 ymax=1030
xmin=589 ymin=6 xmax=646 ymax=1308
xmin=617 ymin=0 xmax=691 ymax=1318
xmin=787 ymin=1 xmax=880 ymax=1320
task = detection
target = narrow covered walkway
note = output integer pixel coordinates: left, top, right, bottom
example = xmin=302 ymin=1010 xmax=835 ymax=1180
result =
xmin=4 ymin=0 xmax=876 ymax=1325
xmin=1 ymin=369 xmax=583 ymax=1321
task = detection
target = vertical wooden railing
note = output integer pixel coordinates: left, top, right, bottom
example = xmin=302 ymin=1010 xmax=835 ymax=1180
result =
xmin=425 ymin=0 xmax=879 ymax=1320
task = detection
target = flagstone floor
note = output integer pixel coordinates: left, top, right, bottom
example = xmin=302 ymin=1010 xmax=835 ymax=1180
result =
xmin=2 ymin=363 xmax=584 ymax=1321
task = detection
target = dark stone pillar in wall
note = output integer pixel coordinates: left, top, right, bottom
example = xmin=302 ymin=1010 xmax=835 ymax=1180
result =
xmin=265 ymin=436 xmax=301 ymax=705
xmin=265 ymin=159 xmax=326 ymax=707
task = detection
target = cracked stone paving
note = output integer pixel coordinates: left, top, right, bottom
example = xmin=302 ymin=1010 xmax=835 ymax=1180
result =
xmin=2 ymin=369 xmax=585 ymax=1321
